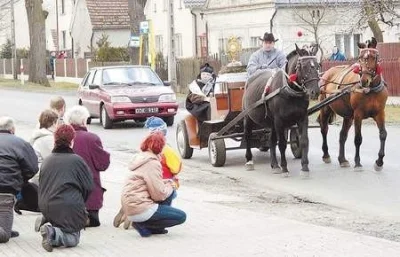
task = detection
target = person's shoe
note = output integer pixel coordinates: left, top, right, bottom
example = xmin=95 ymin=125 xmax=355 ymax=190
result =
xmin=40 ymin=225 xmax=54 ymax=252
xmin=14 ymin=204 xmax=22 ymax=215
xmin=123 ymin=219 xmax=131 ymax=230
xmin=0 ymin=227 xmax=9 ymax=243
xmin=113 ymin=208 xmax=125 ymax=228
xmin=34 ymin=215 xmax=46 ymax=232
xmin=150 ymin=229 xmax=168 ymax=235
xmin=10 ymin=230 xmax=19 ymax=238
xmin=131 ymin=223 xmax=151 ymax=237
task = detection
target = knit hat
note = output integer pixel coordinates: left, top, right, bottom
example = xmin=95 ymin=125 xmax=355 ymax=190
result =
xmin=144 ymin=117 xmax=167 ymax=136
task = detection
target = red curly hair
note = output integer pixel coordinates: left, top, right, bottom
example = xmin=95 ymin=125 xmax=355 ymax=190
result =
xmin=54 ymin=124 xmax=76 ymax=148
xmin=140 ymin=131 xmax=166 ymax=154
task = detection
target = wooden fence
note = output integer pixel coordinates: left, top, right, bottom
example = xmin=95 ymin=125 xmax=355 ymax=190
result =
xmin=321 ymin=59 xmax=400 ymax=96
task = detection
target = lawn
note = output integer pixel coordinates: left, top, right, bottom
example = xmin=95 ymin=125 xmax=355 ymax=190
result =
xmin=0 ymin=78 xmax=78 ymax=92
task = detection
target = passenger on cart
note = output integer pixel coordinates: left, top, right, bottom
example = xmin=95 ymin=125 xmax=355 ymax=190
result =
xmin=185 ymin=63 xmax=216 ymax=124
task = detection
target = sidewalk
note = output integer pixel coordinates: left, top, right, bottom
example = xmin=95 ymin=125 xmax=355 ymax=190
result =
xmin=2 ymin=151 xmax=400 ymax=257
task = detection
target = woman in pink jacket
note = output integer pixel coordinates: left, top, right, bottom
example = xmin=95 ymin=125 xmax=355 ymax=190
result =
xmin=120 ymin=132 xmax=186 ymax=237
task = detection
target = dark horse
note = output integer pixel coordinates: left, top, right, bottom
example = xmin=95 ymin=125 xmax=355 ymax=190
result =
xmin=318 ymin=37 xmax=388 ymax=171
xmin=243 ymin=44 xmax=320 ymax=176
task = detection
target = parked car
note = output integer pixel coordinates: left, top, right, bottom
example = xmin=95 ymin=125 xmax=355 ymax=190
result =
xmin=78 ymin=65 xmax=178 ymax=129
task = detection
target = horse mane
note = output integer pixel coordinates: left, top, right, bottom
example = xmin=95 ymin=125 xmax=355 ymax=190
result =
xmin=286 ymin=50 xmax=298 ymax=63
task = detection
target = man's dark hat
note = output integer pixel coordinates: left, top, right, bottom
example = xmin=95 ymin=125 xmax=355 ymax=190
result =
xmin=260 ymin=32 xmax=278 ymax=42
xmin=200 ymin=63 xmax=214 ymax=74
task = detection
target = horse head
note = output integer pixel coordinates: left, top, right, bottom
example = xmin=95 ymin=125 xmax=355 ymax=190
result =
xmin=355 ymin=37 xmax=381 ymax=88
xmin=287 ymin=43 xmax=320 ymax=100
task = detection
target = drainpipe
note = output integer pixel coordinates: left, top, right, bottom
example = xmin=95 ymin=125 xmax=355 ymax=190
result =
xmin=191 ymin=10 xmax=198 ymax=56
xmin=90 ymin=31 xmax=94 ymax=58
xmin=270 ymin=9 xmax=277 ymax=33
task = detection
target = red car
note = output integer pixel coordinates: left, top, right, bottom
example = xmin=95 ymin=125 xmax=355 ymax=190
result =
xmin=78 ymin=65 xmax=178 ymax=129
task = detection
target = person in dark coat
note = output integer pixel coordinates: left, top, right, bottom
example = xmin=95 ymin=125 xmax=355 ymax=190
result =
xmin=0 ymin=116 xmax=38 ymax=243
xmin=65 ymin=106 xmax=110 ymax=227
xmin=185 ymin=63 xmax=216 ymax=123
xmin=38 ymin=124 xmax=94 ymax=252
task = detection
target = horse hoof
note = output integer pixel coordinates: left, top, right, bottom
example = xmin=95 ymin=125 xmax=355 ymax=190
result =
xmin=354 ymin=165 xmax=363 ymax=172
xmin=301 ymin=166 xmax=310 ymax=172
xmin=245 ymin=161 xmax=254 ymax=171
xmin=340 ymin=161 xmax=350 ymax=168
xmin=374 ymin=163 xmax=383 ymax=172
xmin=301 ymin=171 xmax=310 ymax=179
xmin=323 ymin=157 xmax=331 ymax=164
xmin=272 ymin=167 xmax=282 ymax=174
xmin=282 ymin=172 xmax=290 ymax=178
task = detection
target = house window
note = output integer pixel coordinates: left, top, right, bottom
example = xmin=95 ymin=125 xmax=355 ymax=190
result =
xmin=61 ymin=0 xmax=65 ymax=14
xmin=175 ymin=33 xmax=182 ymax=57
xmin=163 ymin=0 xmax=168 ymax=11
xmin=335 ymin=33 xmax=361 ymax=59
xmin=154 ymin=3 xmax=157 ymax=13
xmin=250 ymin=37 xmax=260 ymax=48
xmin=155 ymin=35 xmax=163 ymax=53
xmin=218 ymin=38 xmax=227 ymax=53
xmin=62 ymin=31 xmax=66 ymax=49
xmin=312 ymin=9 xmax=320 ymax=18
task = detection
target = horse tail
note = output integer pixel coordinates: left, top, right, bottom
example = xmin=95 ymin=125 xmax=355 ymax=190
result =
xmin=316 ymin=107 xmax=336 ymax=124
xmin=316 ymin=94 xmax=336 ymax=125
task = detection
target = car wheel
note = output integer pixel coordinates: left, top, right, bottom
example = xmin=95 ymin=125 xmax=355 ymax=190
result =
xmin=100 ymin=105 xmax=113 ymax=129
xmin=163 ymin=116 xmax=174 ymax=126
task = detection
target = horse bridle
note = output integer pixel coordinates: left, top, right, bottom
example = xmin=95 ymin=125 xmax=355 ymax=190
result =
xmin=293 ymin=56 xmax=320 ymax=90
xmin=355 ymin=48 xmax=380 ymax=78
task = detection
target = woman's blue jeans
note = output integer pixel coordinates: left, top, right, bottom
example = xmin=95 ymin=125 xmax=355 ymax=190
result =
xmin=139 ymin=190 xmax=186 ymax=231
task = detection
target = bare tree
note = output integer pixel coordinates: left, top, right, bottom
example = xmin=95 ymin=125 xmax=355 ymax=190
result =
xmin=25 ymin=0 xmax=49 ymax=86
xmin=358 ymin=0 xmax=400 ymax=42
xmin=128 ymin=0 xmax=146 ymax=64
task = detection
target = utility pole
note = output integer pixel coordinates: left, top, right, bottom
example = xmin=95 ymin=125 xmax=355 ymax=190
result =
xmin=10 ymin=0 xmax=17 ymax=80
xmin=56 ymin=0 xmax=59 ymax=52
xmin=167 ymin=0 xmax=177 ymax=87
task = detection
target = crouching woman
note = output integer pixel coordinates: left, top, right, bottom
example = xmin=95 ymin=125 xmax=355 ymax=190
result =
xmin=38 ymin=124 xmax=94 ymax=252
xmin=121 ymin=132 xmax=186 ymax=237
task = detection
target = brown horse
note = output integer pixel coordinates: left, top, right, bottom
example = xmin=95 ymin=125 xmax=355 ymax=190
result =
xmin=318 ymin=37 xmax=388 ymax=171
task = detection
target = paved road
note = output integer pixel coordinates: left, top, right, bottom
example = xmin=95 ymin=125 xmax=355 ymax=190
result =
xmin=1 ymin=88 xmax=400 ymax=255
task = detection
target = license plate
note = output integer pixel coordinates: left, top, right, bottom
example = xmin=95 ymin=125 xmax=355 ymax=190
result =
xmin=135 ymin=107 xmax=159 ymax=114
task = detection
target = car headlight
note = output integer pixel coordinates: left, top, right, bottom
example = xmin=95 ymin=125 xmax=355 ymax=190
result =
xmin=111 ymin=96 xmax=131 ymax=103
xmin=158 ymin=94 xmax=176 ymax=102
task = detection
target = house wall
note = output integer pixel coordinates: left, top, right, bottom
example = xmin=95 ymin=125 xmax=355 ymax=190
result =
xmin=145 ymin=0 xmax=195 ymax=58
xmin=70 ymin=0 xmax=93 ymax=58
xmin=92 ymin=29 xmax=131 ymax=48
xmin=205 ymin=6 xmax=275 ymax=55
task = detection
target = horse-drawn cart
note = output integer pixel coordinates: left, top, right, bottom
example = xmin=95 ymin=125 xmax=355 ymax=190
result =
xmin=176 ymin=64 xmax=352 ymax=168
xmin=176 ymin=66 xmax=316 ymax=167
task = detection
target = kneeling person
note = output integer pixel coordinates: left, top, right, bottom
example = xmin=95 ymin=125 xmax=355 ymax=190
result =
xmin=38 ymin=125 xmax=94 ymax=252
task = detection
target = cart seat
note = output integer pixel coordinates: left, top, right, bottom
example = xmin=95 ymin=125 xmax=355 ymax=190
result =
xmin=210 ymin=81 xmax=245 ymax=120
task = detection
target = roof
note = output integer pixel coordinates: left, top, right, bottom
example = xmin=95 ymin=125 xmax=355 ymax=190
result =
xmin=86 ymin=0 xmax=130 ymax=30
xmin=275 ymin=0 xmax=360 ymax=7
xmin=183 ymin=0 xmax=207 ymax=9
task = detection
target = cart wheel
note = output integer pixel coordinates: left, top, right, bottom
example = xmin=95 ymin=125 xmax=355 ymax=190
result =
xmin=208 ymin=133 xmax=226 ymax=167
xmin=290 ymin=128 xmax=302 ymax=159
xmin=176 ymin=120 xmax=193 ymax=159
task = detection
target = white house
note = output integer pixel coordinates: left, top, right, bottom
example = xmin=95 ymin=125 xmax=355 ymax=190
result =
xmin=144 ymin=0 xmax=198 ymax=58
xmin=183 ymin=0 xmax=400 ymax=60
xmin=69 ymin=0 xmax=131 ymax=58
xmin=0 ymin=0 xmax=75 ymax=54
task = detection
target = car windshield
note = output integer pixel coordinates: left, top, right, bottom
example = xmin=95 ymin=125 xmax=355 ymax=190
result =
xmin=102 ymin=67 xmax=163 ymax=86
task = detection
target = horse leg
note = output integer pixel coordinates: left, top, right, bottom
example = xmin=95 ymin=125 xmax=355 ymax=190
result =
xmin=244 ymin=116 xmax=254 ymax=170
xmin=269 ymin=125 xmax=281 ymax=172
xmin=276 ymin=122 xmax=289 ymax=176
xmin=373 ymin=111 xmax=387 ymax=171
xmin=319 ymin=107 xmax=332 ymax=163
xmin=297 ymin=116 xmax=309 ymax=173
xmin=338 ymin=117 xmax=353 ymax=168
xmin=353 ymin=114 xmax=363 ymax=170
